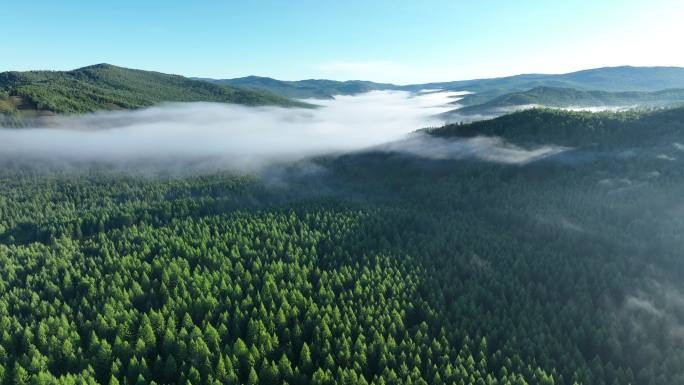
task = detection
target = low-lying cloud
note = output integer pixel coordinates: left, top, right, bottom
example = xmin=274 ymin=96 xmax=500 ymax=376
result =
xmin=0 ymin=90 xmax=568 ymax=173
xmin=0 ymin=91 xmax=460 ymax=171
xmin=375 ymin=133 xmax=568 ymax=164
xmin=441 ymin=104 xmax=642 ymax=124
xmin=623 ymin=280 xmax=684 ymax=341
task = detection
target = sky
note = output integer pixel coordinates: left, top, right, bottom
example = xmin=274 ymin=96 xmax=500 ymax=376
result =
xmin=2 ymin=0 xmax=683 ymax=84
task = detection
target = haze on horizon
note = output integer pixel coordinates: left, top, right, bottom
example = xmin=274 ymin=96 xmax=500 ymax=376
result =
xmin=3 ymin=0 xmax=683 ymax=84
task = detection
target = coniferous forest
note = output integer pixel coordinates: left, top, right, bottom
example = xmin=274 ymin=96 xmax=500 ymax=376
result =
xmin=0 ymin=64 xmax=308 ymax=117
xmin=1 ymin=108 xmax=684 ymax=385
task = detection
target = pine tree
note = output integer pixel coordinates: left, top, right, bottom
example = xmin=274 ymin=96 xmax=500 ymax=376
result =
xmin=139 ymin=315 xmax=157 ymax=353
xmin=13 ymin=363 xmax=29 ymax=385
xmin=300 ymin=343 xmax=313 ymax=375
xmin=247 ymin=367 xmax=259 ymax=385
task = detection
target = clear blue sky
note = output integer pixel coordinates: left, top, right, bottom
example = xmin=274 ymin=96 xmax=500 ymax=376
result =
xmin=3 ymin=0 xmax=682 ymax=83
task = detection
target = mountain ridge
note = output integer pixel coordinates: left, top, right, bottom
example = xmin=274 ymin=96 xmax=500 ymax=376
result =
xmin=447 ymin=86 xmax=684 ymax=117
xmin=427 ymin=106 xmax=684 ymax=148
xmin=197 ymin=75 xmax=398 ymax=99
xmin=0 ymin=64 xmax=310 ymax=117
xmin=4 ymin=64 xmax=684 ymax=124
xmin=202 ymin=66 xmax=684 ymax=102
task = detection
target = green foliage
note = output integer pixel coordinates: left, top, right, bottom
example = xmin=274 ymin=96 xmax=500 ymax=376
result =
xmin=454 ymin=86 xmax=684 ymax=116
xmin=427 ymin=66 xmax=684 ymax=107
xmin=1 ymin=108 xmax=684 ymax=384
xmin=205 ymin=76 xmax=398 ymax=99
xmin=430 ymin=106 xmax=684 ymax=147
xmin=0 ymin=64 xmax=309 ymax=115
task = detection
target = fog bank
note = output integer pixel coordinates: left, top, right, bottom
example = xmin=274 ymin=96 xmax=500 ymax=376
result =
xmin=0 ymin=91 xmax=460 ymax=171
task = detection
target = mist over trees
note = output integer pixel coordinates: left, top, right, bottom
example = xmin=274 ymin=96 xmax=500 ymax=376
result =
xmin=1 ymin=108 xmax=683 ymax=385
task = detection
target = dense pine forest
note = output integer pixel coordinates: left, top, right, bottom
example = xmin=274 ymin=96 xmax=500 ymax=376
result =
xmin=1 ymin=108 xmax=684 ymax=385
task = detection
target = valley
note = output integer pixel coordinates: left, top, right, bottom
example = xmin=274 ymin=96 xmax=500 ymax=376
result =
xmin=2 ymin=104 xmax=684 ymax=385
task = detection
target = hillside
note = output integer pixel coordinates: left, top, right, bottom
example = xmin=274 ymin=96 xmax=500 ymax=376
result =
xmin=0 ymin=64 xmax=309 ymax=116
xmin=199 ymin=76 xmax=399 ymax=99
xmin=561 ymin=65 xmax=684 ymax=91
xmin=430 ymin=106 xmax=684 ymax=147
xmin=414 ymin=66 xmax=684 ymax=106
xmin=448 ymin=86 xmax=684 ymax=116
xmin=419 ymin=66 xmax=684 ymax=93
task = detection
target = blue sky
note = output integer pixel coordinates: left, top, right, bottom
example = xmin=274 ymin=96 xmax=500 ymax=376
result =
xmin=3 ymin=0 xmax=683 ymax=83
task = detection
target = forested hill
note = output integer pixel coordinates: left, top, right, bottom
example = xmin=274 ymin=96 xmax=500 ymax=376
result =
xmin=198 ymin=76 xmax=400 ymax=99
xmin=430 ymin=107 xmax=684 ymax=147
xmin=450 ymin=87 xmax=684 ymax=116
xmin=418 ymin=66 xmax=684 ymax=94
xmin=0 ymin=64 xmax=309 ymax=115
xmin=417 ymin=66 xmax=684 ymax=107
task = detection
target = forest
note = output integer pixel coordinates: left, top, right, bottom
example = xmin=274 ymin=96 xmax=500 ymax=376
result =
xmin=450 ymin=87 xmax=684 ymax=117
xmin=1 ymin=108 xmax=684 ymax=385
xmin=0 ymin=64 xmax=307 ymax=117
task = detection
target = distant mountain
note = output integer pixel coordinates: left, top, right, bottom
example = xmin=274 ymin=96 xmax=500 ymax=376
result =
xmin=204 ymin=67 xmax=684 ymax=107
xmin=4 ymin=64 xmax=684 ymax=124
xmin=415 ymin=66 xmax=684 ymax=107
xmin=448 ymin=86 xmax=684 ymax=117
xmin=198 ymin=75 xmax=400 ymax=99
xmin=559 ymin=66 xmax=684 ymax=91
xmin=0 ymin=64 xmax=309 ymax=117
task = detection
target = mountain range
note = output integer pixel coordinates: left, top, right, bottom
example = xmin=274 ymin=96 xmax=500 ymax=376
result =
xmin=3 ymin=64 xmax=684 ymax=124
xmin=205 ymin=66 xmax=684 ymax=119
xmin=196 ymin=76 xmax=398 ymax=100
xmin=202 ymin=66 xmax=684 ymax=98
